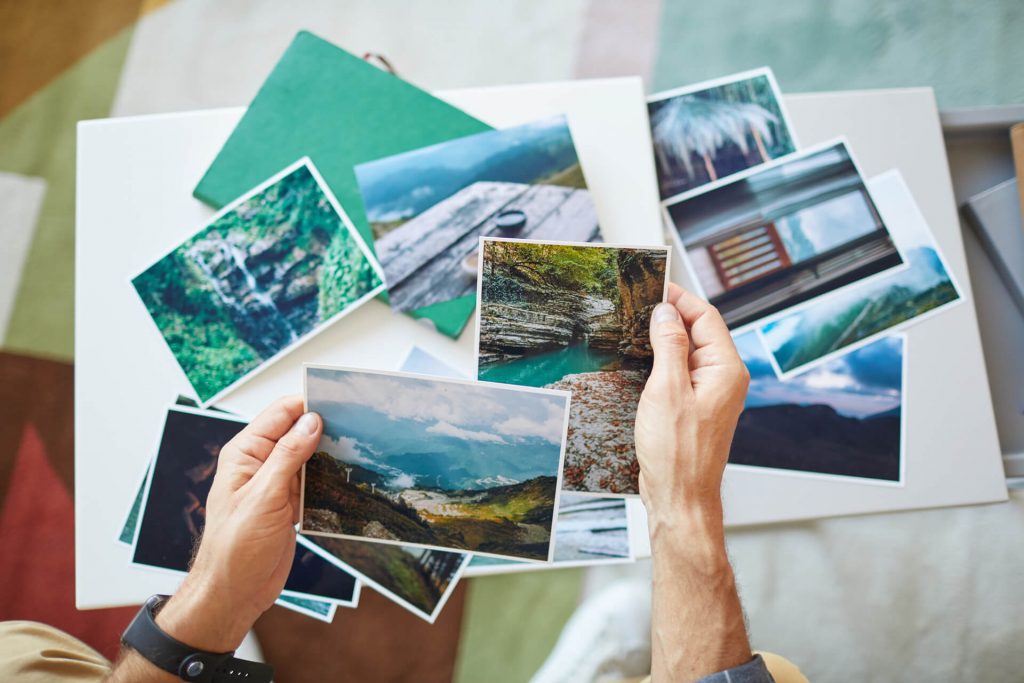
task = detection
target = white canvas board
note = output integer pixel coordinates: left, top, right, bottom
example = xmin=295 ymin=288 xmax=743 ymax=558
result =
xmin=74 ymin=84 xmax=1005 ymax=609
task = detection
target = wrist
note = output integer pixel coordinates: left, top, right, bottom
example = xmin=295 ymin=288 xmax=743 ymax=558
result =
xmin=647 ymin=498 xmax=729 ymax=572
xmin=156 ymin=574 xmax=256 ymax=653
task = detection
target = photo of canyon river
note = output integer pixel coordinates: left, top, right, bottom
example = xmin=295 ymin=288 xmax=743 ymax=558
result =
xmin=477 ymin=239 xmax=669 ymax=496
xmin=132 ymin=160 xmax=384 ymax=404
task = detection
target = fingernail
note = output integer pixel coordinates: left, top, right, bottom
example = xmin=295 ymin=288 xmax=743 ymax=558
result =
xmin=652 ymin=303 xmax=680 ymax=324
xmin=296 ymin=412 xmax=320 ymax=436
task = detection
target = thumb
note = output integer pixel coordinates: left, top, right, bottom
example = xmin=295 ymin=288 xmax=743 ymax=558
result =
xmin=648 ymin=302 xmax=692 ymax=389
xmin=252 ymin=412 xmax=322 ymax=491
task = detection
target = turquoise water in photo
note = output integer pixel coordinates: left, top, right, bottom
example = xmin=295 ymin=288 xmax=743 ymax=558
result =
xmin=479 ymin=343 xmax=619 ymax=387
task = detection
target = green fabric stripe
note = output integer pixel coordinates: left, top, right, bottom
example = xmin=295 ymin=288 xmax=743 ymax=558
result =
xmin=0 ymin=26 xmax=136 ymax=360
xmin=454 ymin=569 xmax=583 ymax=683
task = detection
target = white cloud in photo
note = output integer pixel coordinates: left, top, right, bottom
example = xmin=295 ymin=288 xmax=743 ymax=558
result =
xmin=306 ymin=368 xmax=566 ymax=447
xmin=802 ymin=369 xmax=857 ymax=391
xmin=495 ymin=400 xmax=566 ymax=445
xmin=426 ymin=420 xmax=507 ymax=444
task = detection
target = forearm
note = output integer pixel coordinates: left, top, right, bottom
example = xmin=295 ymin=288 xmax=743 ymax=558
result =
xmin=648 ymin=499 xmax=752 ymax=683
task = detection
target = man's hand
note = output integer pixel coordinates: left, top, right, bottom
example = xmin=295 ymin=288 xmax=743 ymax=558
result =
xmin=635 ymin=282 xmax=749 ymax=521
xmin=635 ymin=283 xmax=753 ymax=683
xmin=155 ymin=397 xmax=321 ymax=653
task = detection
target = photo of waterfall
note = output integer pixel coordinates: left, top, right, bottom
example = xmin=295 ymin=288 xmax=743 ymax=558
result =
xmin=648 ymin=68 xmax=796 ymax=202
xmin=476 ymin=238 xmax=670 ymax=497
xmin=131 ymin=159 xmax=385 ymax=405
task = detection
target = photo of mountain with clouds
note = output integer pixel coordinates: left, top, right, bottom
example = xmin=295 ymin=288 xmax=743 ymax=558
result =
xmin=300 ymin=366 xmax=569 ymax=562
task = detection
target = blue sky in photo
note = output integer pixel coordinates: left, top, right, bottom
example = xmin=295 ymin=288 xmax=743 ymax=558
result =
xmin=355 ymin=115 xmax=580 ymax=224
xmin=775 ymin=190 xmax=878 ymax=263
xmin=737 ymin=332 xmax=902 ymax=419
xmin=759 ymin=171 xmax=958 ymax=354
xmin=306 ymin=368 xmax=567 ymax=490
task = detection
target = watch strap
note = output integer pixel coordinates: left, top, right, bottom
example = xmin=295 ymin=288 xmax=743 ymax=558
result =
xmin=122 ymin=595 xmax=274 ymax=682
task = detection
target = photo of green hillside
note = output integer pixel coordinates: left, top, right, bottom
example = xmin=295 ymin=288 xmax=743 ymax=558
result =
xmin=301 ymin=366 xmax=569 ymax=562
xmin=308 ymin=535 xmax=467 ymax=622
xmin=132 ymin=160 xmax=384 ymax=403
xmin=476 ymin=240 xmax=669 ymax=496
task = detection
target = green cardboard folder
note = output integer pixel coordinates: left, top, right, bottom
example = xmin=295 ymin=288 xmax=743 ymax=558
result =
xmin=193 ymin=31 xmax=492 ymax=337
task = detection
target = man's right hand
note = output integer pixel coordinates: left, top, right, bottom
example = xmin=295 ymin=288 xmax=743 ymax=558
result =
xmin=633 ymin=282 xmax=755 ymax=683
xmin=634 ymin=282 xmax=749 ymax=522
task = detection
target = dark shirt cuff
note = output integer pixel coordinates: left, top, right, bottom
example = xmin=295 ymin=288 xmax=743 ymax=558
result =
xmin=694 ymin=654 xmax=775 ymax=683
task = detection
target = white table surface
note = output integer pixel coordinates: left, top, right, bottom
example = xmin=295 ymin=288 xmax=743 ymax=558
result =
xmin=75 ymin=81 xmax=1007 ymax=608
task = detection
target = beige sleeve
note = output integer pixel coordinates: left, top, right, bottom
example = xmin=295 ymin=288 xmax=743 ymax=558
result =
xmin=0 ymin=621 xmax=111 ymax=683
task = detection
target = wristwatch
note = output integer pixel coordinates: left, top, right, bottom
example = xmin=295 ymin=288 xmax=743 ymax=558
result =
xmin=121 ymin=595 xmax=274 ymax=682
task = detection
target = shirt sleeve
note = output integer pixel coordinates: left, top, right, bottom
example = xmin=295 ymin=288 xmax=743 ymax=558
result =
xmin=694 ymin=654 xmax=775 ymax=683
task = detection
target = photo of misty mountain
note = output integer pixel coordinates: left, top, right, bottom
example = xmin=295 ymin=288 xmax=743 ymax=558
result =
xmin=760 ymin=172 xmax=961 ymax=376
xmin=300 ymin=366 xmax=569 ymax=562
xmin=476 ymin=240 xmax=669 ymax=496
xmin=354 ymin=116 xmax=602 ymax=315
xmin=132 ymin=160 xmax=384 ymax=403
xmin=732 ymin=333 xmax=904 ymax=482
xmin=649 ymin=68 xmax=796 ymax=200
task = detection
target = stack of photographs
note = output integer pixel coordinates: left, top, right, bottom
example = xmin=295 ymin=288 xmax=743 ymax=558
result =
xmin=119 ymin=404 xmax=360 ymax=623
xmin=115 ymin=56 xmax=970 ymax=632
xmin=647 ymin=70 xmax=965 ymax=486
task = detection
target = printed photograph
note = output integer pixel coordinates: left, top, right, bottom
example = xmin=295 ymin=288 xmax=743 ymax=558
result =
xmin=303 ymin=536 xmax=469 ymax=623
xmin=475 ymin=239 xmax=670 ymax=496
xmin=648 ymin=68 xmax=797 ymax=201
xmin=132 ymin=159 xmax=385 ymax=405
xmin=468 ymin=494 xmax=631 ymax=575
xmin=300 ymin=366 xmax=570 ymax=562
xmin=276 ymin=594 xmax=336 ymax=623
xmin=759 ymin=171 xmax=962 ymax=377
xmin=132 ymin=407 xmax=359 ymax=606
xmin=355 ymin=116 xmax=603 ymax=316
xmin=664 ymin=140 xmax=904 ymax=330
xmin=732 ymin=332 xmax=904 ymax=482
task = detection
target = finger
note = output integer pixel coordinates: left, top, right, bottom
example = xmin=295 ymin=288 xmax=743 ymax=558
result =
xmin=670 ymin=288 xmax=743 ymax=368
xmin=251 ymin=411 xmax=322 ymax=491
xmin=666 ymin=282 xmax=684 ymax=306
xmin=648 ymin=301 xmax=693 ymax=391
xmin=226 ymin=395 xmax=306 ymax=465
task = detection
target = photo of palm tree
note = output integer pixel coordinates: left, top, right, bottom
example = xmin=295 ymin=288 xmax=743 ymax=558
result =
xmin=648 ymin=68 xmax=796 ymax=201
xmin=476 ymin=239 xmax=670 ymax=496
xmin=131 ymin=159 xmax=385 ymax=405
xmin=759 ymin=171 xmax=962 ymax=377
